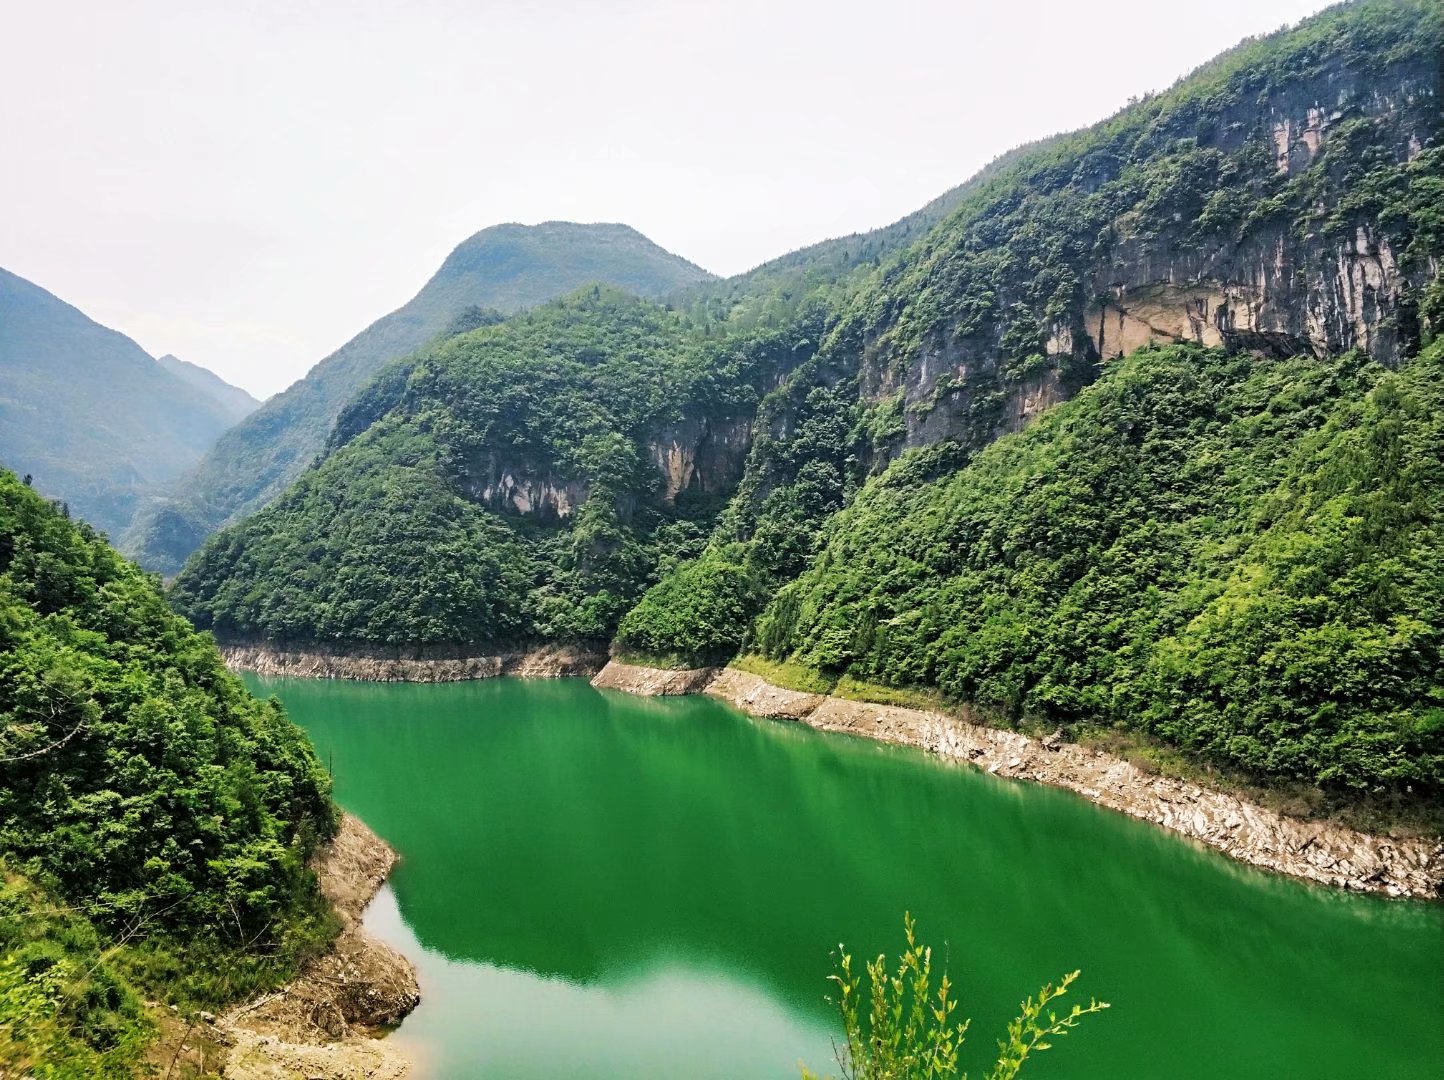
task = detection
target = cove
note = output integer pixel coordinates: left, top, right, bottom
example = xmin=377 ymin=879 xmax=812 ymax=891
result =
xmin=243 ymin=674 xmax=1443 ymax=1079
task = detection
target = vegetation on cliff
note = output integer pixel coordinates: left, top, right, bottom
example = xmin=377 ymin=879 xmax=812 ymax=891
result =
xmin=0 ymin=468 xmax=337 ymax=1072
xmin=123 ymin=222 xmax=716 ymax=575
xmin=170 ymin=290 xmax=811 ymax=646
xmin=172 ymin=0 xmax=1440 ymax=801
xmin=620 ymin=0 xmax=1442 ymax=679
xmin=752 ymin=342 xmax=1443 ymax=795
xmin=615 ymin=0 xmax=1443 ymax=798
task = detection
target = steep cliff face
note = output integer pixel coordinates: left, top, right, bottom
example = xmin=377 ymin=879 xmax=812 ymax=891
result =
xmin=646 ymin=413 xmax=756 ymax=504
xmin=463 ymin=459 xmax=589 ymax=520
xmin=449 ymin=411 xmax=758 ymax=521
xmin=177 ymin=0 xmax=1440 ymax=695
xmin=850 ymin=43 xmax=1439 ymax=462
xmin=615 ymin=0 xmax=1443 ymax=720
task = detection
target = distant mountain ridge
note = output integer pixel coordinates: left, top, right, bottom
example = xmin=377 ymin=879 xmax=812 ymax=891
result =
xmin=124 ymin=221 xmax=714 ymax=572
xmin=0 ymin=267 xmax=243 ymax=536
xmin=157 ymin=353 xmax=259 ymax=422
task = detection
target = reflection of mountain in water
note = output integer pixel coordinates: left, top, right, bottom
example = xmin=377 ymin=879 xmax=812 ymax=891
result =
xmin=252 ymin=675 xmax=1443 ymax=1080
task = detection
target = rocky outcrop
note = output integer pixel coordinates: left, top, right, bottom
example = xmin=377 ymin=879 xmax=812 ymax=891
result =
xmin=461 ymin=454 xmax=589 ymax=521
xmin=647 ymin=412 xmax=755 ymax=504
xmin=221 ymin=641 xmax=606 ymax=682
xmin=591 ymin=659 xmax=718 ymax=695
xmin=702 ymin=666 xmax=827 ymax=719
xmin=221 ymin=814 xmax=419 ymax=1078
xmin=615 ymin=664 xmax=1443 ymax=900
xmin=853 ymin=53 xmax=1439 ymax=466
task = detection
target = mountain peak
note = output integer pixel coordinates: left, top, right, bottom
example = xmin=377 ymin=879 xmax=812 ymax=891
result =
xmin=124 ymin=221 xmax=713 ymax=572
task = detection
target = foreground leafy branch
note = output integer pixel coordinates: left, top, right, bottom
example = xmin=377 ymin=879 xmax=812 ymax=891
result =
xmin=803 ymin=915 xmax=1108 ymax=1080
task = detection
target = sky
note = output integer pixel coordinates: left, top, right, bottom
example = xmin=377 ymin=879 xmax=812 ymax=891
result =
xmin=2 ymin=0 xmax=1331 ymax=399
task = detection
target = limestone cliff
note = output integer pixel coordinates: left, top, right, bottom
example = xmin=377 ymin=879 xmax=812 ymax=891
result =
xmin=851 ymin=47 xmax=1439 ymax=463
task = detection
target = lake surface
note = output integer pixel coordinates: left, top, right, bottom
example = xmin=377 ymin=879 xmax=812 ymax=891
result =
xmin=244 ymin=675 xmax=1443 ymax=1080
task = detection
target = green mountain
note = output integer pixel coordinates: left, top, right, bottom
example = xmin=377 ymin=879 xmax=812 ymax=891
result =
xmin=171 ymin=0 xmax=1442 ymax=800
xmin=0 ymin=268 xmax=244 ymax=538
xmin=169 ymin=287 xmax=788 ymax=645
xmin=0 ymin=468 xmax=335 ymax=1072
xmin=742 ymin=340 xmax=1444 ymax=793
xmin=668 ymin=134 xmax=1061 ymax=331
xmin=157 ymin=352 xmax=260 ymax=422
xmin=124 ymin=222 xmax=714 ymax=573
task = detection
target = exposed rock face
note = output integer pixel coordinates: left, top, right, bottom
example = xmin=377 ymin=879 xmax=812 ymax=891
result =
xmin=858 ymin=54 xmax=1438 ymax=463
xmin=222 ymin=814 xmax=420 ymax=1078
xmin=616 ymin=665 xmax=1442 ymax=900
xmin=462 ymin=454 xmax=589 ymax=520
xmin=647 ymin=413 xmax=755 ymax=504
xmin=702 ymin=667 xmax=827 ymax=719
xmin=1082 ymin=222 xmax=1434 ymax=365
xmin=221 ymin=642 xmax=606 ymax=682
xmin=591 ymin=659 xmax=718 ymax=695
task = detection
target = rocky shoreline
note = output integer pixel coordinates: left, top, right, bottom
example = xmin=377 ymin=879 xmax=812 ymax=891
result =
xmin=220 ymin=813 xmax=421 ymax=1078
xmin=221 ymin=641 xmax=606 ymax=682
xmin=593 ymin=661 xmax=1444 ymax=900
xmin=145 ymin=814 xmax=421 ymax=1079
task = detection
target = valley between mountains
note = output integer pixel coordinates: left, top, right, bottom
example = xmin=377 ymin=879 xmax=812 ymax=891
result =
xmin=1 ymin=1 xmax=1441 ymax=1077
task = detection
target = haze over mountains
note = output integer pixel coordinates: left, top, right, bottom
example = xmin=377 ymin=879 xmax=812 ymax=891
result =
xmin=123 ymin=221 xmax=715 ymax=573
xmin=157 ymin=353 xmax=260 ymax=423
xmin=0 ymin=267 xmax=251 ymax=536
xmin=2 ymin=1 xmax=1442 ymax=1073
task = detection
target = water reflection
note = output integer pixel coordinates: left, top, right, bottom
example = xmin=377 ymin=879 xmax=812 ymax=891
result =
xmin=249 ymin=675 xmax=1444 ymax=1080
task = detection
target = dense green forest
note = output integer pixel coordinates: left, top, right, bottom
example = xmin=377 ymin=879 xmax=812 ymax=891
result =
xmin=170 ymin=289 xmax=810 ymax=646
xmin=0 ymin=469 xmax=336 ymax=1074
xmin=171 ymin=0 xmax=1441 ymax=801
xmin=123 ymin=223 xmax=715 ymax=575
xmin=625 ymin=0 xmax=1442 ymax=671
xmin=750 ymin=341 xmax=1443 ymax=794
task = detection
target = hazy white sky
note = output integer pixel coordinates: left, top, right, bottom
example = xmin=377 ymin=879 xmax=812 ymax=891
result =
xmin=2 ymin=0 xmax=1328 ymax=398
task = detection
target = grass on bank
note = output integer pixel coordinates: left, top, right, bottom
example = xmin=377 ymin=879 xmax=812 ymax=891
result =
xmin=728 ymin=657 xmax=1444 ymax=838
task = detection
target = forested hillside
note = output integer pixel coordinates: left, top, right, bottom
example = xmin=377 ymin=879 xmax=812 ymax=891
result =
xmin=747 ymin=341 xmax=1443 ymax=793
xmin=172 ymin=0 xmax=1441 ymax=799
xmin=0 ymin=268 xmax=244 ymax=538
xmin=170 ymin=289 xmax=803 ymax=646
xmin=0 ymin=468 xmax=336 ymax=1073
xmin=124 ymin=222 xmax=714 ymax=574
xmin=620 ymin=0 xmax=1442 ymax=676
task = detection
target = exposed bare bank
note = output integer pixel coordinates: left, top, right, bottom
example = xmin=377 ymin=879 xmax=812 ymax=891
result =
xmin=594 ymin=662 xmax=1444 ymax=900
xmin=143 ymin=813 xmax=418 ymax=1078
xmin=221 ymin=641 xmax=606 ymax=682
xmin=590 ymin=658 xmax=718 ymax=695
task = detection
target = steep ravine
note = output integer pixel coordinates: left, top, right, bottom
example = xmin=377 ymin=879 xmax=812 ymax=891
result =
xmin=592 ymin=661 xmax=1444 ymax=900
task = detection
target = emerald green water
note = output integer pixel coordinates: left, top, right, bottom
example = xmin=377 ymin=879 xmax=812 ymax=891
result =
xmin=245 ymin=675 xmax=1443 ymax=1079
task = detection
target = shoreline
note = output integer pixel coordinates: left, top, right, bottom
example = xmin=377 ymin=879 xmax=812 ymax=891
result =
xmin=220 ymin=641 xmax=606 ymax=682
xmin=594 ymin=660 xmax=1444 ymax=900
xmin=219 ymin=812 xmax=421 ymax=1078
xmin=147 ymin=813 xmax=422 ymax=1078
xmin=218 ymin=645 xmax=1442 ymax=900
